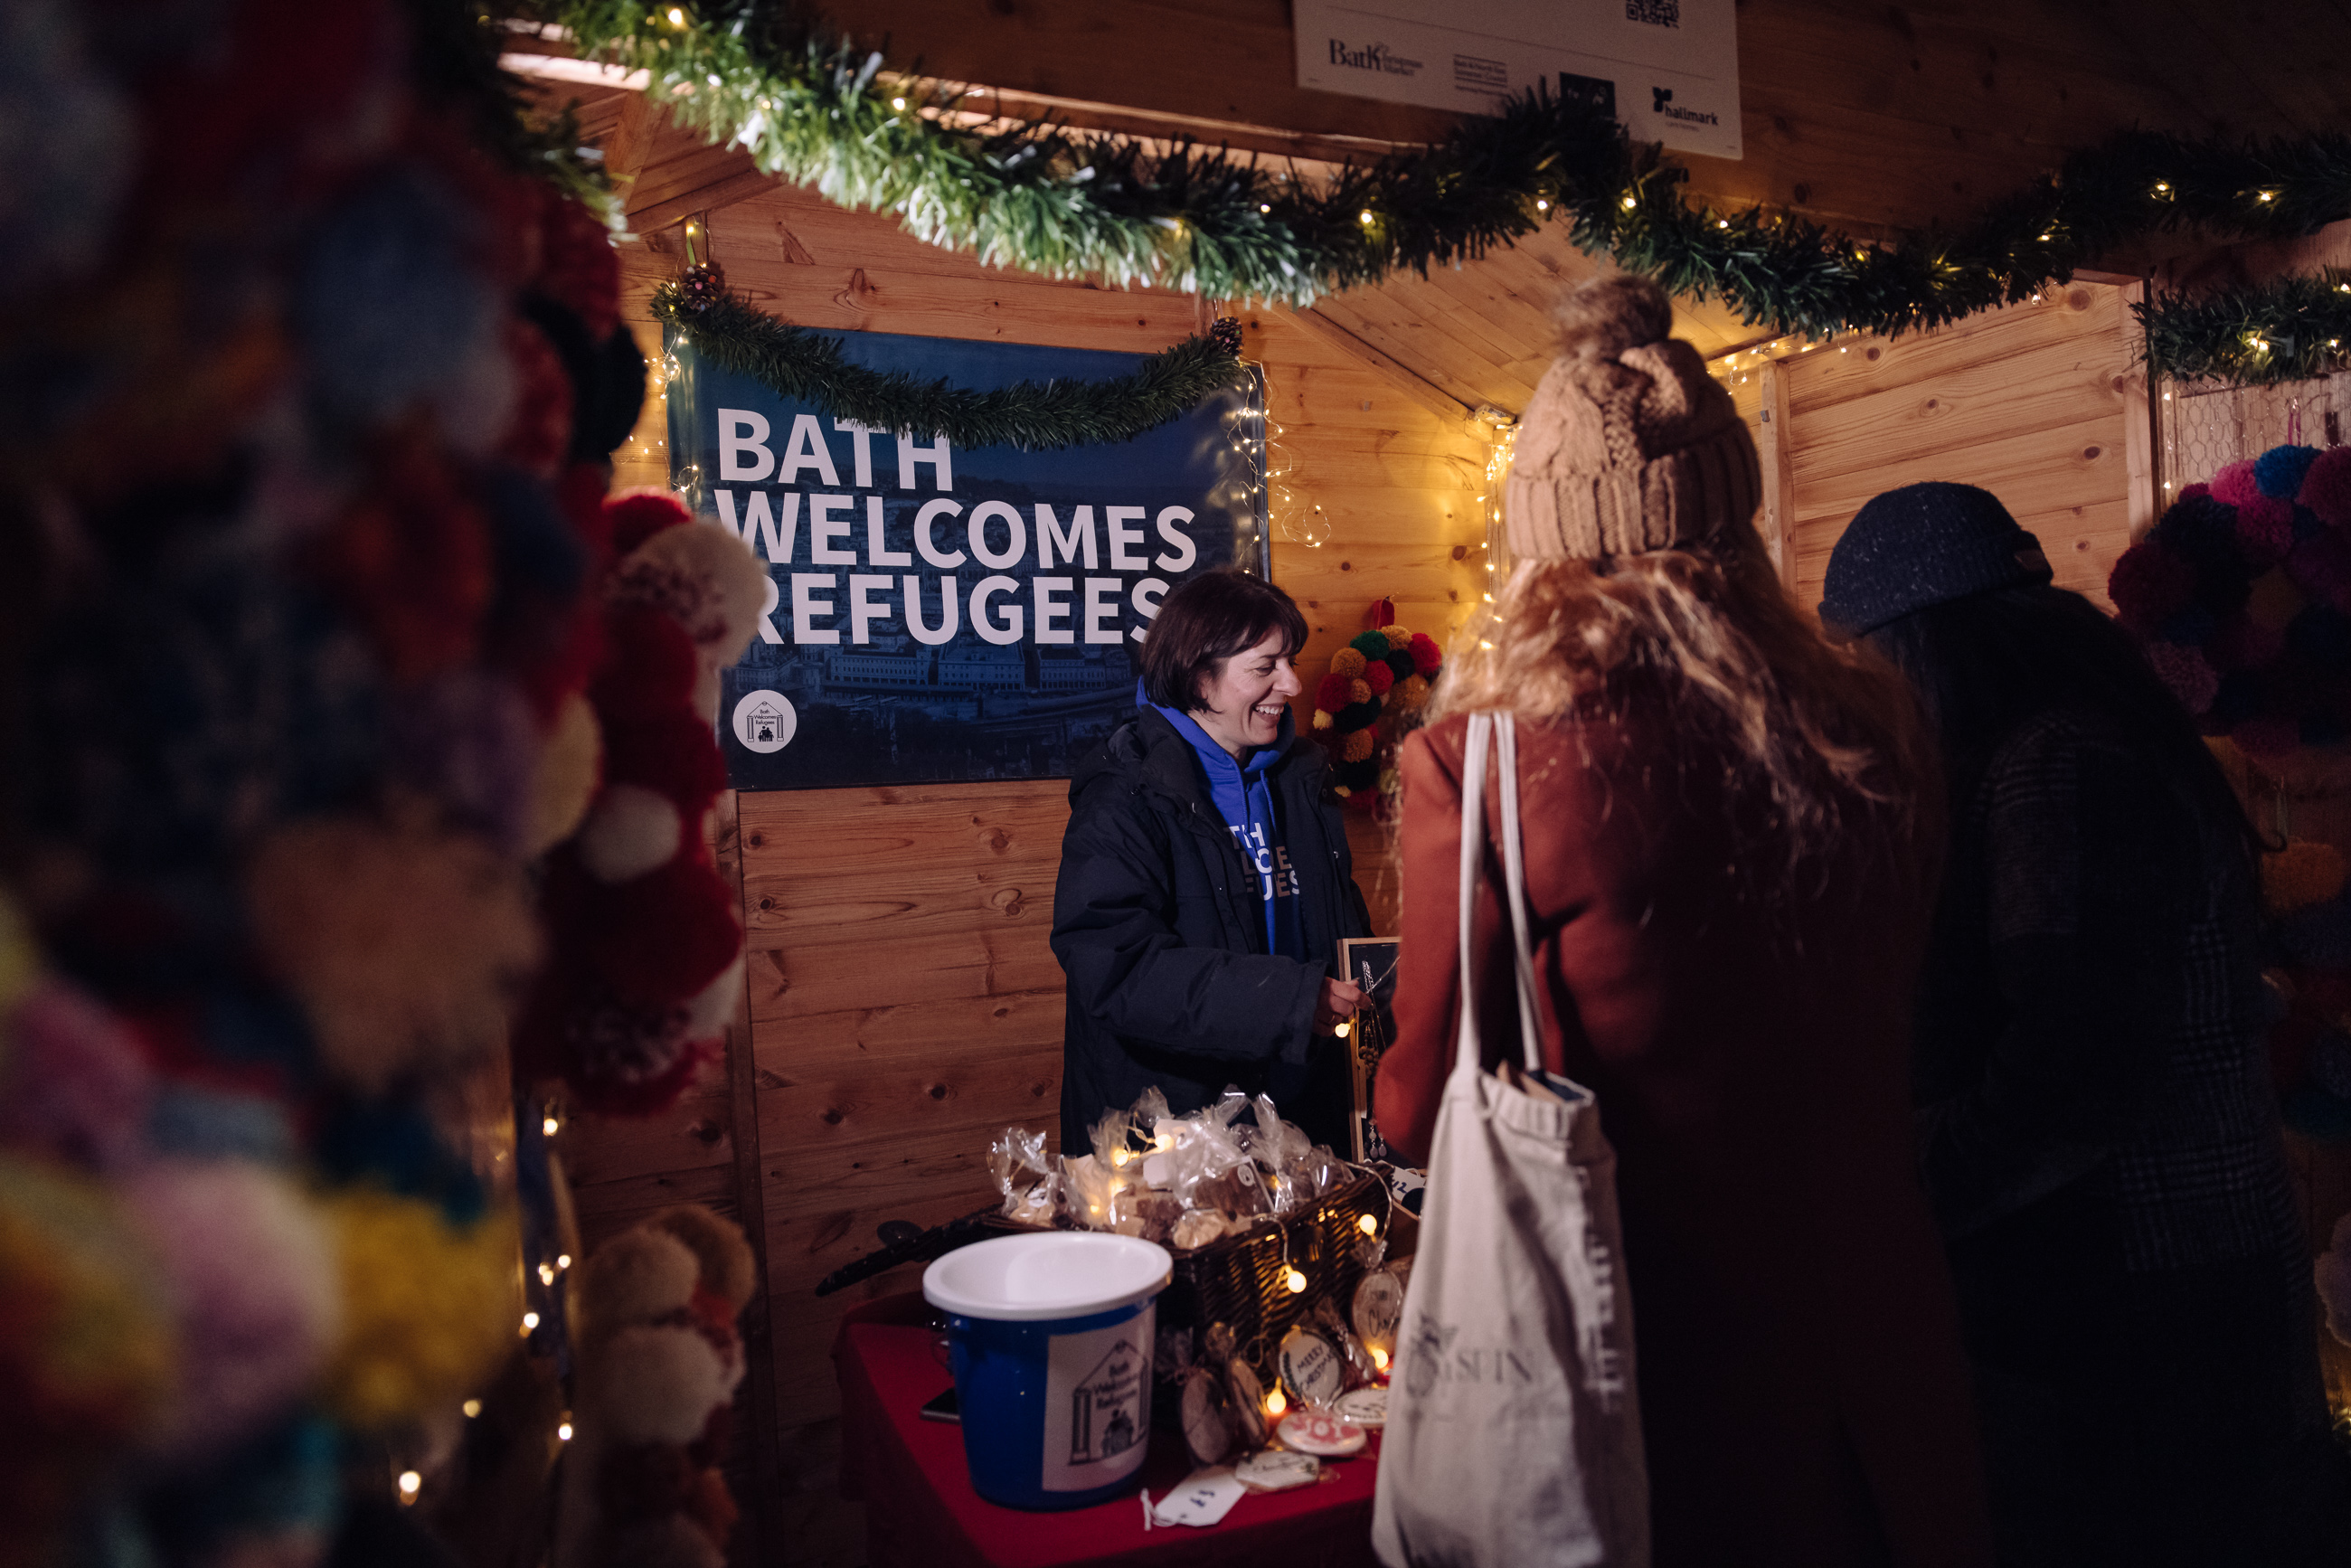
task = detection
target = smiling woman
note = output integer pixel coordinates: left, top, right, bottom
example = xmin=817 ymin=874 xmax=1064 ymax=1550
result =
xmin=1051 ymin=571 xmax=1373 ymax=1149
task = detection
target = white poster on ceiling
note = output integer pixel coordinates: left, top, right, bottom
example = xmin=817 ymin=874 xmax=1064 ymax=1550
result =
xmin=1293 ymin=0 xmax=1742 ymax=161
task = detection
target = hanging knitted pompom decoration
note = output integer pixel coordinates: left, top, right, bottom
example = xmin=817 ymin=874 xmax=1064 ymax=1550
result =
xmin=1310 ymin=599 xmax=1444 ymax=808
xmin=2110 ymin=442 xmax=2351 ymax=757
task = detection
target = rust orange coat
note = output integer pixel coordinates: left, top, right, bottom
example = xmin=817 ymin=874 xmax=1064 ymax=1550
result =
xmin=1376 ymin=707 xmax=1991 ymax=1568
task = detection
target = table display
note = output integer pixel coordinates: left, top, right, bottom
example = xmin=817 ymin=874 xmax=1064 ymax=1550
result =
xmin=836 ymin=1296 xmax=1383 ymax=1568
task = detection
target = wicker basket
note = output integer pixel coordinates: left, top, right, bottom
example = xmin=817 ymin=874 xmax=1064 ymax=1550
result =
xmin=985 ymin=1174 xmax=1392 ymax=1384
xmin=1151 ymin=1174 xmax=1388 ymax=1385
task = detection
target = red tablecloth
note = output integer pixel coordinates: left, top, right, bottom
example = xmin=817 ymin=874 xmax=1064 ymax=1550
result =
xmin=834 ymin=1294 xmax=1382 ymax=1568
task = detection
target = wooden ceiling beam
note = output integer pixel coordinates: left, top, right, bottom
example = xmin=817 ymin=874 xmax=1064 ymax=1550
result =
xmin=1282 ymin=307 xmax=1494 ymax=429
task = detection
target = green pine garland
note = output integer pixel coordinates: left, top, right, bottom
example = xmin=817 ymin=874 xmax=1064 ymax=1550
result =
xmin=652 ymin=282 xmax=1247 ymax=447
xmin=533 ymin=1 xmax=2351 ymax=342
xmin=2139 ymin=268 xmax=2351 ymax=386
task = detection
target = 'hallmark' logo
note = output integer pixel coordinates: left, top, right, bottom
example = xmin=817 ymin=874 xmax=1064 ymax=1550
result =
xmin=1328 ymin=39 xmax=1424 ymax=77
xmin=1649 ymin=86 xmax=1720 ymax=126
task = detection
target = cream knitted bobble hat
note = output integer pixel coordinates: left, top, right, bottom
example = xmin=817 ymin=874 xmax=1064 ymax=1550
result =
xmin=1503 ymin=273 xmax=1761 ymax=560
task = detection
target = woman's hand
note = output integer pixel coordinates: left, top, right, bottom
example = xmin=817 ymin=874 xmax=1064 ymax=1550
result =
xmin=1313 ymin=976 xmax=1365 ymax=1034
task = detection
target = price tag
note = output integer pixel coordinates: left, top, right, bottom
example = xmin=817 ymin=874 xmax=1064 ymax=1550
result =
xmin=1147 ymin=1467 xmax=1247 ymax=1528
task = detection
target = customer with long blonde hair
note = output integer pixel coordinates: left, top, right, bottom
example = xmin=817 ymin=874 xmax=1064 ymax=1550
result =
xmin=1375 ymin=275 xmax=1991 ymax=1567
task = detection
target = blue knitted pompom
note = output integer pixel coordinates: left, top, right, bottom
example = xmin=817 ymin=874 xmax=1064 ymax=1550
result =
xmin=2256 ymin=444 xmax=2322 ymax=500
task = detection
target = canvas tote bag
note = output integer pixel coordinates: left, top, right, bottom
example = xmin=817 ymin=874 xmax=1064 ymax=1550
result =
xmin=1372 ymin=713 xmax=1649 ymax=1568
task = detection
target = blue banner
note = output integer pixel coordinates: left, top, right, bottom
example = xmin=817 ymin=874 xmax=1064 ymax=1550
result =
xmin=666 ymin=328 xmax=1267 ymax=789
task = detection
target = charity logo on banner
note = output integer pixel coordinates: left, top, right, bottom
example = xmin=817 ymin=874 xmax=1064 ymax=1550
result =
xmin=667 ymin=329 xmax=1268 ymax=789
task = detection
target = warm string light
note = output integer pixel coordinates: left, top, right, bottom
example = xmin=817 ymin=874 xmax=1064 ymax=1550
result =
xmin=1357 ymin=1213 xmax=1379 ymax=1235
xmin=1284 ymin=1266 xmax=1308 ymax=1294
xmin=558 ymin=1418 xmax=575 ymax=1442
xmin=398 ymin=1470 xmax=422 ymax=1501
xmin=539 ymin=1261 xmax=558 ymax=1286
xmin=1371 ymin=1346 xmax=1390 ymax=1373
xmin=462 ymin=1399 xmax=482 ymax=1419
xmin=521 ymin=1312 xmax=540 ymax=1334
xmin=1242 ymin=387 xmax=1325 ymax=549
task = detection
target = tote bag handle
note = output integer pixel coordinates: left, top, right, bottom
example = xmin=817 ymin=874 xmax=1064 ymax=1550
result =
xmin=1455 ymin=713 xmax=1544 ymax=1078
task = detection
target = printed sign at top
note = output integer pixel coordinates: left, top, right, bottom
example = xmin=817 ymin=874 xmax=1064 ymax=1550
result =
xmin=666 ymin=329 xmax=1267 ymax=789
xmin=1291 ymin=0 xmax=1742 ymax=161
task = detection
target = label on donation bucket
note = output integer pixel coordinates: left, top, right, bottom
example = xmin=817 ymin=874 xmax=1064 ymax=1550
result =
xmin=924 ymin=1233 xmax=1173 ymax=1510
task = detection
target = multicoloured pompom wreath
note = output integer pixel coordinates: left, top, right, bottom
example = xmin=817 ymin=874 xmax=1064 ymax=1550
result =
xmin=2110 ymin=444 xmax=2351 ymax=756
xmin=1310 ymin=600 xmax=1443 ymax=807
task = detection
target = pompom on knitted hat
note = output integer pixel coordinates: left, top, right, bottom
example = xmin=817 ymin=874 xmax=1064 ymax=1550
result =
xmin=1504 ymin=273 xmax=1761 ymax=560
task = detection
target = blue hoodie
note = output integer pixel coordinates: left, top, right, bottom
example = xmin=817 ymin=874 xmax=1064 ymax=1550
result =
xmin=1138 ymin=678 xmax=1306 ymax=960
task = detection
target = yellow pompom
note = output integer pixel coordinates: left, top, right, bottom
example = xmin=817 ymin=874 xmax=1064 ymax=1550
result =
xmin=0 ymin=1157 xmax=175 ymax=1419
xmin=0 ymin=1157 xmax=176 ymax=1544
xmin=1395 ymin=674 xmax=1431 ymax=709
xmin=2263 ymin=839 xmax=2348 ymax=915
xmin=321 ymin=1191 xmax=518 ymax=1431
xmin=1331 ymin=647 xmax=1366 ymax=678
xmin=1381 ymin=625 xmax=1412 ymax=650
xmin=1342 ymin=728 xmax=1376 ymax=763
xmin=1348 ymin=678 xmax=1373 ymax=705
xmin=1312 ymin=710 xmax=1333 ymax=731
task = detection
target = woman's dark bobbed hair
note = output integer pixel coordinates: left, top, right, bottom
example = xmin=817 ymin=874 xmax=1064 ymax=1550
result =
xmin=1139 ymin=569 xmax=1308 ymax=711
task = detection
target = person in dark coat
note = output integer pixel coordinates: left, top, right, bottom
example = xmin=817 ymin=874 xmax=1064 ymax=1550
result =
xmin=1821 ymin=481 xmax=2347 ymax=1568
xmin=1053 ymin=569 xmax=1370 ymax=1151
xmin=1377 ymin=276 xmax=1994 ymax=1568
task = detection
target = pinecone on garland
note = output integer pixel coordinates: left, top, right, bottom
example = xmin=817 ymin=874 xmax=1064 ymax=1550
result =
xmin=676 ymin=261 xmax=726 ymax=314
xmin=1210 ymin=316 xmax=1243 ymax=356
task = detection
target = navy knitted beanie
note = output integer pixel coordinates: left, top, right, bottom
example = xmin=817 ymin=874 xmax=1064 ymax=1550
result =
xmin=1818 ymin=482 xmax=2054 ymax=636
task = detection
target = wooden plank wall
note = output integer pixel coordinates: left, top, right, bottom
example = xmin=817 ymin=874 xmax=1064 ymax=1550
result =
xmin=596 ymin=178 xmax=1482 ymax=1565
xmin=1762 ymin=285 xmax=2143 ymax=610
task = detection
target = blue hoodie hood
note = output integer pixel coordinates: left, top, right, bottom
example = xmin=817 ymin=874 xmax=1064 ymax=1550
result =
xmin=1138 ymin=677 xmax=1305 ymax=959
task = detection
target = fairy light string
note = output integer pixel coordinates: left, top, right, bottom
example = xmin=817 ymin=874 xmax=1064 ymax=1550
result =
xmin=533 ymin=1 xmax=2351 ymax=347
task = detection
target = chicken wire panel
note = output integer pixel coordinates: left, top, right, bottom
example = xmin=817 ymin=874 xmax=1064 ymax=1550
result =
xmin=2157 ymin=371 xmax=2351 ymax=500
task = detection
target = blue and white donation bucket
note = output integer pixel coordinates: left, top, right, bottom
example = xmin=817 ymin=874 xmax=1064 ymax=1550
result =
xmin=922 ymin=1232 xmax=1172 ymax=1510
